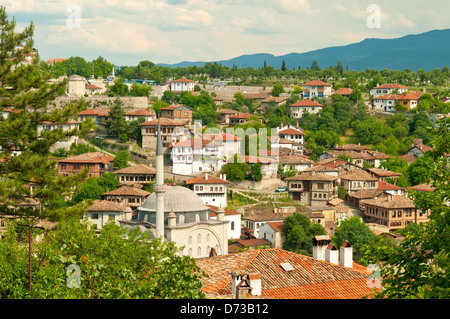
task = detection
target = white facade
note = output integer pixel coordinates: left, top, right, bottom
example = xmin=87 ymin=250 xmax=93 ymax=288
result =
xmin=36 ymin=121 xmax=81 ymax=151
xmin=170 ymin=79 xmax=195 ymax=92
xmin=86 ymin=201 xmax=132 ymax=231
xmin=302 ymin=81 xmax=332 ymax=99
xmin=370 ymin=84 xmax=408 ymax=98
xmin=171 ymin=139 xmax=224 ymax=176
xmin=373 ymin=96 xmax=396 ymax=112
xmin=208 ymin=206 xmax=241 ymax=240
xmin=186 ymin=173 xmax=229 ymax=208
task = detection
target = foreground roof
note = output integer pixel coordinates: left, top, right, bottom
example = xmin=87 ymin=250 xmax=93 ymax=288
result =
xmin=196 ymin=249 xmax=375 ymax=299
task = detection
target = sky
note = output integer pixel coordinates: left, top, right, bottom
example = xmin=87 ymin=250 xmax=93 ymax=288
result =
xmin=3 ymin=0 xmax=450 ymax=67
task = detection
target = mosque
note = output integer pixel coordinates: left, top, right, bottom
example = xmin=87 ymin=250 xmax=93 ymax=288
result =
xmin=120 ymin=122 xmax=229 ymax=259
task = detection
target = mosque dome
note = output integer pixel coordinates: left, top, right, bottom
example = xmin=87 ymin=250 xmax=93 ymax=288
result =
xmin=140 ymin=185 xmax=208 ymax=213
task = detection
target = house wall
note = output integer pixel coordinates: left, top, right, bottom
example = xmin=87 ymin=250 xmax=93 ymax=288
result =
xmin=364 ymin=204 xmax=429 ymax=231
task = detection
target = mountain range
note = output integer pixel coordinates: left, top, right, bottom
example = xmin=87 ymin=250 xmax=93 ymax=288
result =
xmin=156 ymin=29 xmax=450 ymax=71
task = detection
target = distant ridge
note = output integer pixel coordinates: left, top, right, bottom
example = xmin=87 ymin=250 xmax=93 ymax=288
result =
xmin=156 ymin=29 xmax=450 ymax=71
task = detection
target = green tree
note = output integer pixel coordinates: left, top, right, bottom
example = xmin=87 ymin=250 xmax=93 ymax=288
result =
xmin=311 ymin=60 xmax=321 ymax=71
xmin=72 ymin=173 xmax=119 ymax=204
xmin=105 ymin=99 xmax=127 ymax=139
xmin=128 ymin=82 xmax=152 ymax=96
xmin=283 ymin=212 xmax=326 ymax=255
xmin=361 ymin=117 xmax=450 ymax=299
xmin=106 ymin=76 xmax=128 ymax=96
xmin=332 ymin=216 xmax=376 ymax=261
xmin=0 ymin=6 xmax=89 ymax=220
xmin=113 ymin=150 xmax=130 ymax=169
xmin=0 ymin=218 xmax=206 ymax=298
xmin=407 ymin=153 xmax=434 ymax=186
xmin=271 ymin=82 xmax=285 ymax=97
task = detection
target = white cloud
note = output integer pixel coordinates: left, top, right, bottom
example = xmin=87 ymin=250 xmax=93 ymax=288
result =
xmin=4 ymin=0 xmax=450 ymax=65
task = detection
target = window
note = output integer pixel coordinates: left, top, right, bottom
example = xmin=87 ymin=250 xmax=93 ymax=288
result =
xmin=108 ymin=214 xmax=115 ymax=221
xmin=392 ymin=211 xmax=396 ymax=218
xmin=318 ymin=183 xmax=324 ymax=190
xmin=92 ymin=214 xmax=99 ymax=220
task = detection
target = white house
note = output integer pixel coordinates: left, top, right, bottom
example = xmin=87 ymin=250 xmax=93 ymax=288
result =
xmin=258 ymin=221 xmax=284 ymax=249
xmin=279 ymin=155 xmax=315 ymax=173
xmin=36 ymin=120 xmax=81 ymax=151
xmin=369 ymin=83 xmax=409 ymax=98
xmin=277 ymin=126 xmax=305 ymax=154
xmin=207 ymin=204 xmax=241 ymax=240
xmin=289 ymin=100 xmax=323 ymax=119
xmin=301 ymin=80 xmax=332 ymax=99
xmin=169 ymin=78 xmax=195 ymax=92
xmin=125 ymin=109 xmax=154 ymax=122
xmin=373 ymin=93 xmax=419 ymax=112
xmin=85 ymin=200 xmax=132 ymax=231
xmin=372 ymin=94 xmax=397 ymax=112
xmin=202 ymin=132 xmax=241 ymax=162
xmin=185 ymin=173 xmax=229 ymax=208
xmin=171 ymin=138 xmax=224 ymax=175
xmin=243 ymin=213 xmax=291 ymax=239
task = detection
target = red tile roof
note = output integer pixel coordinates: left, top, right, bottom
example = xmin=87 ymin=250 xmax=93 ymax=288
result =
xmin=58 ymin=152 xmax=114 ymax=164
xmin=196 ymin=249 xmax=377 ymax=299
xmin=78 ymin=108 xmax=109 ymax=116
xmin=334 ymin=87 xmax=353 ymax=95
xmin=373 ymin=83 xmax=408 ymax=89
xmin=302 ymin=80 xmax=332 ymax=87
xmin=267 ymin=221 xmax=284 ymax=232
xmin=399 ymin=154 xmax=417 ymax=163
xmin=125 ymin=109 xmax=153 ymax=116
xmin=185 ymin=173 xmax=230 ymax=185
xmin=206 ymin=205 xmax=241 ymax=216
xmin=378 ymin=180 xmax=403 ymax=191
xmin=170 ymin=78 xmax=194 ymax=83
xmin=202 ymin=132 xmax=241 ymax=141
xmin=139 ymin=117 xmax=185 ymax=126
xmin=289 ymin=100 xmax=323 ymax=107
xmin=278 ymin=128 xmax=305 ymax=135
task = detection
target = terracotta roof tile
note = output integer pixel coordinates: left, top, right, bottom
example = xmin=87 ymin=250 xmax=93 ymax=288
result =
xmin=196 ymin=249 xmax=377 ymax=299
xmin=285 ymin=172 xmax=338 ymax=181
xmin=302 ymin=80 xmax=332 ymax=87
xmin=185 ymin=173 xmax=230 ymax=185
xmin=87 ymin=200 xmax=125 ymax=212
xmin=58 ymin=152 xmax=114 ymax=164
xmin=289 ymin=100 xmax=323 ymax=107
xmin=113 ymin=164 xmax=156 ymax=175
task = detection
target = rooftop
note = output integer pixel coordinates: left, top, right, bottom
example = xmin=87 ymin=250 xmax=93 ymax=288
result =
xmin=113 ymin=164 xmax=156 ymax=175
xmin=285 ymin=171 xmax=339 ymax=181
xmin=302 ymin=80 xmax=332 ymax=87
xmin=185 ymin=173 xmax=230 ymax=185
xmin=58 ymin=152 xmax=114 ymax=164
xmin=196 ymin=249 xmax=375 ymax=299
xmin=362 ymin=196 xmax=416 ymax=209
xmin=289 ymin=100 xmax=323 ymax=107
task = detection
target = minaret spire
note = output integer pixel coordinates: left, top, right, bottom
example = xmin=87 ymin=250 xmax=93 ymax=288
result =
xmin=154 ymin=120 xmax=166 ymax=240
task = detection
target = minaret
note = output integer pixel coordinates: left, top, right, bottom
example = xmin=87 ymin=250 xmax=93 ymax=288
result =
xmin=154 ymin=121 xmax=166 ymax=239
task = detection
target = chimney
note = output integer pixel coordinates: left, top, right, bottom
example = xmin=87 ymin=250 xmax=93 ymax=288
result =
xmin=231 ymin=272 xmax=261 ymax=299
xmin=339 ymin=241 xmax=353 ymax=268
xmin=205 ymin=173 xmax=208 ymax=180
xmin=313 ymin=235 xmax=331 ymax=261
xmin=325 ymin=244 xmax=339 ymax=265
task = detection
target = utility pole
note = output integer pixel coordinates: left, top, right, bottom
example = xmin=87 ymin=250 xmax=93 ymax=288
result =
xmin=17 ymin=223 xmax=46 ymax=293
